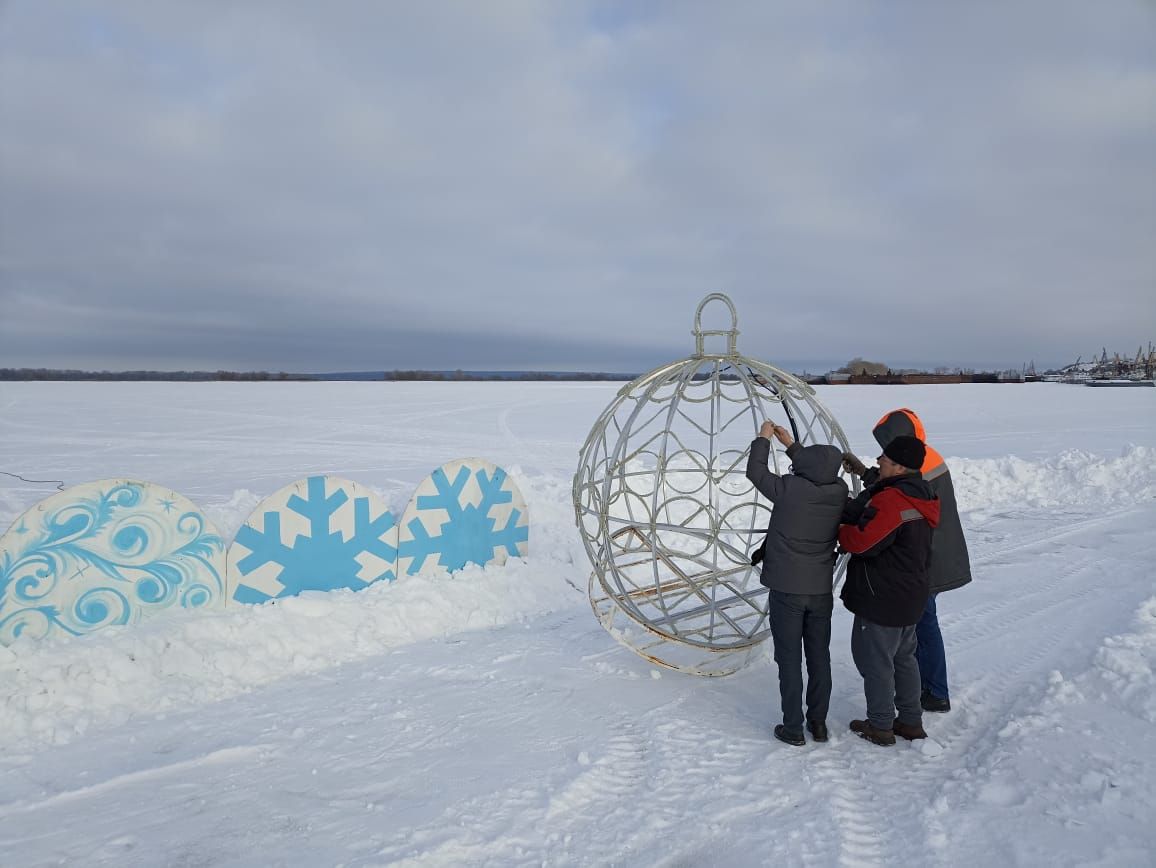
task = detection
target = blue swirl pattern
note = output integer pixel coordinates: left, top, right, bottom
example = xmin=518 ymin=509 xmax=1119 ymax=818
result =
xmin=0 ymin=481 xmax=226 ymax=645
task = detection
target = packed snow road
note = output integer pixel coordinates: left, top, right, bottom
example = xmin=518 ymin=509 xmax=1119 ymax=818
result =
xmin=1 ymin=382 xmax=1153 ymax=866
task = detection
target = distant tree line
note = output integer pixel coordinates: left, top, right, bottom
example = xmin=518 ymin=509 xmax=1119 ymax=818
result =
xmin=381 ymin=369 xmax=633 ymax=382
xmin=0 ymin=368 xmax=636 ymax=382
xmin=2 ymin=360 xmax=1022 ymax=384
xmin=0 ymin=368 xmax=307 ymax=381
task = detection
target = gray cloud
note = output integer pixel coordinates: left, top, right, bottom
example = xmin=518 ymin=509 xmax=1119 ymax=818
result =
xmin=1 ymin=1 xmax=1153 ymax=373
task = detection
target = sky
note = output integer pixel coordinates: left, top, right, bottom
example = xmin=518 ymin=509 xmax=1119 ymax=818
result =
xmin=0 ymin=1 xmax=1153 ymax=374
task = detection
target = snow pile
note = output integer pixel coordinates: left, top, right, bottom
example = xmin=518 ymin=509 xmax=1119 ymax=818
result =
xmin=952 ymin=445 xmax=1156 ymax=511
xmin=1089 ymin=596 xmax=1156 ymax=723
xmin=1016 ymin=595 xmax=1156 ymax=728
xmin=200 ymin=488 xmax=264 ymax=540
xmin=0 ymin=473 xmax=587 ymax=749
xmin=0 ymin=566 xmax=580 ymax=748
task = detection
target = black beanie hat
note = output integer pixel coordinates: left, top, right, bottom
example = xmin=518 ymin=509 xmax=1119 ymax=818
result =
xmin=883 ymin=435 xmax=926 ymax=471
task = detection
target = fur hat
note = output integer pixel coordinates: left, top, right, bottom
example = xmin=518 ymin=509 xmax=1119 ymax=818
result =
xmin=883 ymin=435 xmax=926 ymax=471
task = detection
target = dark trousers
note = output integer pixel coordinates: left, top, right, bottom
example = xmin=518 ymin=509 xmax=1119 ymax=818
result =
xmin=850 ymin=614 xmax=923 ymax=731
xmin=915 ymin=593 xmax=950 ymax=699
xmin=768 ymin=590 xmax=833 ymax=737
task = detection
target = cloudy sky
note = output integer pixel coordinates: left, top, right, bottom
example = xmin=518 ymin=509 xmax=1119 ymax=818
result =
xmin=1 ymin=2 xmax=1153 ymax=373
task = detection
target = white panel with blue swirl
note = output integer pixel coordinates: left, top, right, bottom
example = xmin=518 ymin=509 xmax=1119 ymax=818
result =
xmin=0 ymin=480 xmax=227 ymax=645
xmin=226 ymin=475 xmax=399 ymax=604
xmin=397 ymin=458 xmax=529 ymax=578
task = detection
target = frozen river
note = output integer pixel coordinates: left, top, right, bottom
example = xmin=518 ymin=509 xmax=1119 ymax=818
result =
xmin=0 ymin=380 xmax=1154 ymax=866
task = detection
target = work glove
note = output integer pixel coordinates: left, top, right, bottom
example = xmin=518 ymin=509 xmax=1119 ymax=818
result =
xmin=750 ymin=537 xmax=767 ymax=566
xmin=842 ymin=452 xmax=867 ymax=477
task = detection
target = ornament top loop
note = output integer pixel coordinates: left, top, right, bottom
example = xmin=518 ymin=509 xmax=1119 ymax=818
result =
xmin=692 ymin=292 xmax=740 ymax=357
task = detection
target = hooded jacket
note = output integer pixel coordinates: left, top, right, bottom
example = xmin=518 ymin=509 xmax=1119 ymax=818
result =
xmin=839 ymin=473 xmax=941 ymax=627
xmin=745 ymin=438 xmax=849 ymax=596
xmin=865 ymin=408 xmax=972 ymax=594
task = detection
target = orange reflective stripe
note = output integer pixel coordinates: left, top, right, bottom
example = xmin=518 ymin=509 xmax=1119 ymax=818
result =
xmin=923 ymin=461 xmax=948 ymax=480
xmin=922 ymin=444 xmax=945 ymax=476
xmin=920 ymin=448 xmax=947 ymax=476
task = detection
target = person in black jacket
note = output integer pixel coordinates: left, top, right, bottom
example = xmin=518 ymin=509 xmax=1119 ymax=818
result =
xmin=839 ymin=435 xmax=941 ymax=746
xmin=843 ymin=408 xmax=971 ymax=713
xmin=746 ymin=420 xmax=848 ymax=746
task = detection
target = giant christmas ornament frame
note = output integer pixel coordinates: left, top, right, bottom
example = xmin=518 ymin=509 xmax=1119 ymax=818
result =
xmin=573 ymin=293 xmax=858 ymax=676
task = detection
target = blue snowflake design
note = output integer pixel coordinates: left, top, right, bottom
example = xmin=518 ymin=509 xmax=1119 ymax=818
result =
xmin=0 ymin=482 xmax=225 ymax=645
xmin=399 ymin=464 xmax=529 ymax=575
xmin=230 ymin=476 xmax=398 ymax=604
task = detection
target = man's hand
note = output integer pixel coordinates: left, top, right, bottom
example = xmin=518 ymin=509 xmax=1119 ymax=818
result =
xmin=759 ymin=421 xmax=795 ymax=447
xmin=842 ymin=452 xmax=867 ymax=477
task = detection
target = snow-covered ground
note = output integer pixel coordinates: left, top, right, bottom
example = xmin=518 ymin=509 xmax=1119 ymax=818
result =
xmin=1 ymin=381 xmax=1154 ymax=867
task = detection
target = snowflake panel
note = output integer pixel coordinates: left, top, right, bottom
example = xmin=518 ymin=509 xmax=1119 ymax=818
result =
xmin=397 ymin=458 xmax=529 ymax=578
xmin=226 ymin=475 xmax=398 ymax=604
xmin=0 ymin=479 xmax=226 ymax=645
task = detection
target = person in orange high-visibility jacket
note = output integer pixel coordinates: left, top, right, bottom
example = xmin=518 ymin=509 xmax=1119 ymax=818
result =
xmin=842 ymin=408 xmax=972 ymax=713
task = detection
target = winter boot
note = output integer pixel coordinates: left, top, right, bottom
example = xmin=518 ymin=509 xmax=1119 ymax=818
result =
xmin=921 ymin=690 xmax=950 ymax=713
xmin=806 ymin=720 xmax=829 ymax=743
xmin=849 ymin=719 xmax=896 ymax=746
xmin=774 ymin=725 xmax=805 ymax=746
xmin=892 ymin=720 xmax=927 ymax=741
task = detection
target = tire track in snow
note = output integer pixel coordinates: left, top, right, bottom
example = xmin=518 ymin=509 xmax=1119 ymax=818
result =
xmin=878 ymin=536 xmax=1156 ymax=866
xmin=968 ymin=505 xmax=1141 ymax=568
xmin=943 ymin=556 xmax=1100 ymax=655
xmin=646 ymin=715 xmax=766 ymax=813
xmin=948 ymin=541 xmax=1156 ymax=734
xmin=938 ymin=505 xmax=1149 ymax=669
xmin=797 ymin=752 xmax=879 ymax=866
xmin=371 ymin=712 xmax=651 ymax=867
xmin=543 ymin=722 xmax=650 ymax=822
xmin=598 ymin=713 xmax=803 ymax=866
xmin=786 ymin=525 xmax=1156 ymax=867
xmin=0 ymin=745 xmax=270 ymax=818
xmin=420 ymin=512 xmax=1147 ymax=866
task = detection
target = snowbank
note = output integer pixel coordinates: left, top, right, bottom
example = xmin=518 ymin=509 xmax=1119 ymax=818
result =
xmin=0 ymin=565 xmax=581 ymax=748
xmin=952 ymin=445 xmax=1156 ymax=511
xmin=0 ymin=473 xmax=587 ymax=749
xmin=3 ymin=448 xmax=1155 ymax=751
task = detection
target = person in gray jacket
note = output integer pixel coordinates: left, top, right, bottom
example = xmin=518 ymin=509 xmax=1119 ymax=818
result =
xmin=746 ymin=421 xmax=849 ymax=746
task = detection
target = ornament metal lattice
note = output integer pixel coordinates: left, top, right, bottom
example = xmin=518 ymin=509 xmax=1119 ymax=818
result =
xmin=573 ymin=293 xmax=858 ymax=675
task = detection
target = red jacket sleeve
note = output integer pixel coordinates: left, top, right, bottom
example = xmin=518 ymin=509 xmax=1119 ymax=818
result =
xmin=839 ymin=489 xmax=905 ymax=556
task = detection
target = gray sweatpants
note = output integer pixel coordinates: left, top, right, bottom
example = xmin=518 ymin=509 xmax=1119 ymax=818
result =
xmin=850 ymin=614 xmax=923 ymax=731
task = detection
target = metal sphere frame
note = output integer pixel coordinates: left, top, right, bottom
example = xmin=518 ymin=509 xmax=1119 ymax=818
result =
xmin=573 ymin=293 xmax=859 ymax=676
